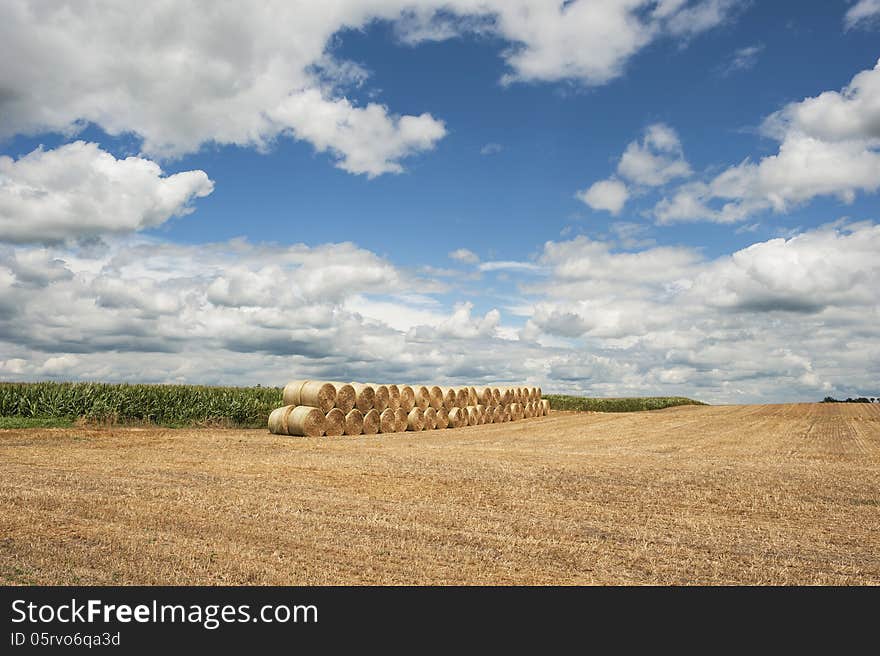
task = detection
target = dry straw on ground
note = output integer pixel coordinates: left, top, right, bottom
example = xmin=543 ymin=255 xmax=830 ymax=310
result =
xmin=7 ymin=404 xmax=877 ymax=585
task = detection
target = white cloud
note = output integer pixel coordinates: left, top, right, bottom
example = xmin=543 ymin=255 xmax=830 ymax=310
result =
xmin=577 ymin=123 xmax=690 ymax=214
xmin=0 ymin=1 xmax=446 ymax=174
xmin=480 ymin=143 xmax=503 ymax=155
xmin=478 ymin=260 xmax=543 ymax=273
xmin=719 ymin=44 xmax=764 ymax=75
xmin=617 ymin=123 xmax=691 ymax=186
xmin=0 ymin=142 xmax=213 ymax=243
xmin=609 ymin=221 xmax=656 ymax=249
xmin=270 ymin=89 xmax=446 ymax=177
xmin=0 ymin=1 xmax=735 ymax=172
xmin=518 ymin=221 xmax=880 ymax=401
xmin=845 ymin=0 xmax=880 ymax=28
xmin=449 ymin=248 xmax=480 ymax=264
xmin=656 ymin=60 xmax=880 ymax=223
xmin=766 ymin=58 xmax=880 ymax=142
xmin=398 ymin=0 xmax=736 ymax=86
xmin=1 ymin=224 xmax=878 ymax=402
xmin=577 ymin=178 xmax=630 ymax=215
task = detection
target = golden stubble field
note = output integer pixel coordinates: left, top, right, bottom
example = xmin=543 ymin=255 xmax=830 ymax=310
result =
xmin=1 ymin=403 xmax=878 ymax=585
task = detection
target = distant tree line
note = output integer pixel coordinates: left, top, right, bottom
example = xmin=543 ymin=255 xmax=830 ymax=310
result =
xmin=822 ymin=396 xmax=877 ymax=403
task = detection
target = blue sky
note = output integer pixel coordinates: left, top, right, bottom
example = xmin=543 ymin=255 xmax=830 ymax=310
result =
xmin=1 ymin=1 xmax=879 ymax=402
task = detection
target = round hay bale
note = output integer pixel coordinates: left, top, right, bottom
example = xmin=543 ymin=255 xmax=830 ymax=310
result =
xmin=447 ymin=407 xmax=466 ymax=428
xmin=371 ymin=384 xmax=390 ymax=412
xmin=349 ymin=383 xmax=376 ymax=413
xmin=542 ymin=399 xmax=550 ymax=415
xmin=507 ymin=403 xmax=521 ymax=421
xmin=362 ymin=408 xmax=380 ymax=435
xmin=537 ymin=387 xmax=542 ymax=401
xmin=394 ymin=408 xmax=409 ymax=432
xmin=436 ymin=406 xmax=449 ymax=429
xmin=454 ymin=388 xmax=469 ymax=408
xmin=428 ymin=386 xmax=443 ymax=410
xmin=333 ymin=383 xmax=356 ymax=413
xmin=524 ymin=403 xmax=534 ymax=419
xmin=465 ymin=406 xmax=479 ymax=426
xmin=484 ymin=406 xmax=495 ymax=424
xmin=438 ymin=387 xmax=456 ymax=409
xmin=413 ymin=386 xmax=430 ymax=410
xmin=465 ymin=387 xmax=476 ymax=406
xmin=479 ymin=387 xmax=492 ymax=406
xmin=287 ymin=405 xmax=326 ymax=437
xmin=324 ymin=408 xmax=345 ymax=436
xmin=492 ymin=407 xmax=503 ymax=423
xmin=501 ymin=388 xmax=512 ymax=405
xmin=492 ymin=387 xmax=501 ymax=405
xmin=406 ymin=407 xmax=425 ymax=431
xmin=475 ymin=404 xmax=486 ymax=424
xmin=424 ymin=407 xmax=438 ymax=430
xmin=387 ymin=384 xmax=401 ymax=411
xmin=379 ymin=408 xmax=397 ymax=433
xmin=501 ymin=407 xmax=511 ymax=423
xmin=282 ymin=380 xmax=336 ymax=413
xmin=267 ymin=405 xmax=295 ymax=435
xmin=398 ymin=385 xmax=415 ymax=413
xmin=344 ymin=409 xmax=364 ymax=435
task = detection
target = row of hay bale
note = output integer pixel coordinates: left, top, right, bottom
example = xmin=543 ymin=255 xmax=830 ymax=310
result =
xmin=268 ymin=379 xmax=550 ymax=437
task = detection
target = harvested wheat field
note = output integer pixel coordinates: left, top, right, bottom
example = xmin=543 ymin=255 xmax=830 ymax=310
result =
xmin=1 ymin=403 xmax=879 ymax=585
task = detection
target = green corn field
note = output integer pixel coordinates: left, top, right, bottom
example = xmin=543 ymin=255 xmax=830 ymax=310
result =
xmin=0 ymin=382 xmax=704 ymax=428
xmin=0 ymin=382 xmax=283 ymax=427
xmin=543 ymin=395 xmax=703 ymax=413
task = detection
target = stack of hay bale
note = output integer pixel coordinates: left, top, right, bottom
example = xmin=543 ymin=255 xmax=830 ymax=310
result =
xmin=268 ymin=380 xmax=549 ymax=437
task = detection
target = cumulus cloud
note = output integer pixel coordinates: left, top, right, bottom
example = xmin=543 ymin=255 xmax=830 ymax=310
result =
xmin=578 ymin=123 xmax=690 ymax=214
xmin=617 ymin=123 xmax=692 ymax=186
xmin=270 ymin=90 xmax=446 ymax=176
xmin=398 ymin=1 xmax=736 ymax=85
xmin=845 ymin=0 xmax=880 ymax=28
xmin=517 ymin=221 xmax=880 ymax=401
xmin=0 ymin=1 xmax=446 ymax=174
xmin=0 ymin=1 xmax=735 ymax=173
xmin=0 ymin=142 xmax=213 ymax=243
xmin=1 ymin=224 xmax=878 ymax=402
xmin=656 ymin=60 xmax=880 ymax=223
xmin=577 ymin=178 xmax=630 ymax=215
